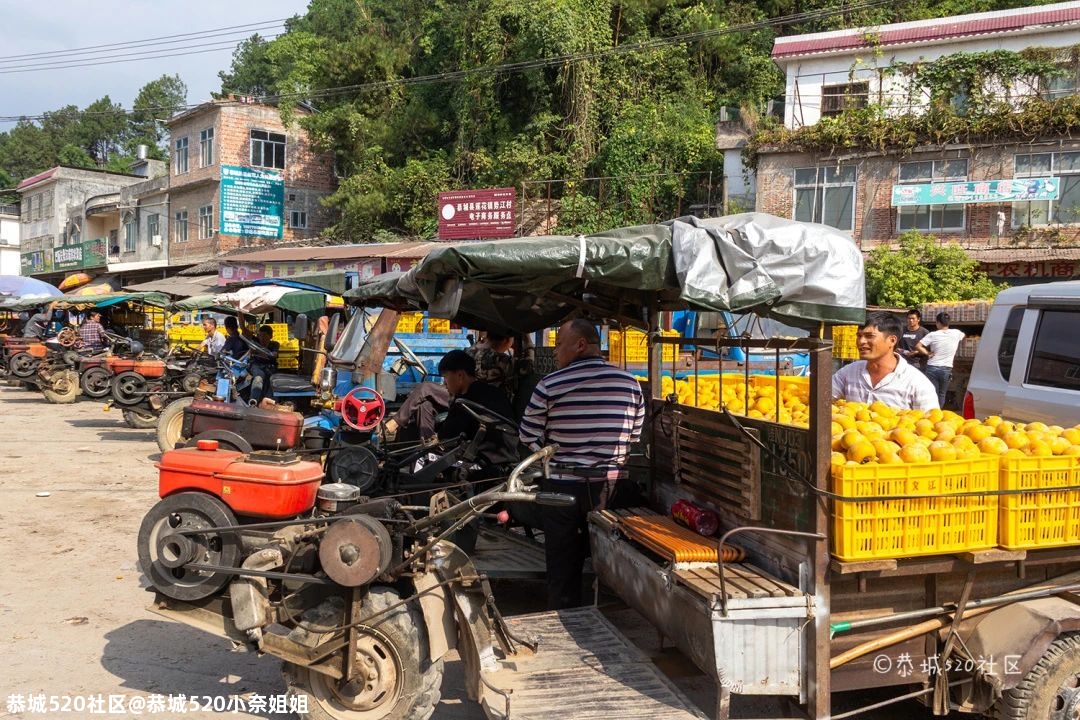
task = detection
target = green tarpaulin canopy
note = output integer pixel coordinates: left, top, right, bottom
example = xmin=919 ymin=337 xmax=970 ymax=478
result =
xmin=344 ymin=214 xmax=866 ymax=332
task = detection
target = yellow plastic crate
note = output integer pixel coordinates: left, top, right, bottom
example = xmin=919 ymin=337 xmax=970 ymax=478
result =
xmin=609 ymin=329 xmax=678 ymax=363
xmin=396 ymin=313 xmax=423 ymax=334
xmin=832 ymin=325 xmax=859 ymax=360
xmin=999 ymin=455 xmax=1080 ymax=550
xmin=831 ymin=456 xmax=999 ymax=561
xmin=427 ymin=318 xmax=451 ymax=333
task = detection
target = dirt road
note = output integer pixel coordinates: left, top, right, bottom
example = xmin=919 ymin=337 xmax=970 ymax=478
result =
xmin=0 ymin=382 xmax=946 ymax=720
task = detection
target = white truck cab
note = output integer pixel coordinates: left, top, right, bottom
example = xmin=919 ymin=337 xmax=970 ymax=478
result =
xmin=963 ymin=279 xmax=1080 ymax=425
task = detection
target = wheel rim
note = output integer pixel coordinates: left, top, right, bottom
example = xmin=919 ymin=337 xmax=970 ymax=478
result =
xmin=315 ymin=629 xmax=403 ymax=714
xmin=1052 ymin=675 xmax=1080 ymax=720
xmin=10 ymin=354 xmax=36 ymax=378
xmin=53 ymin=370 xmax=77 ymax=394
xmin=163 ymin=409 xmax=186 ymax=449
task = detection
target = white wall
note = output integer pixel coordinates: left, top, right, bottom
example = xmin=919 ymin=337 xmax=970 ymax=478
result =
xmin=0 ymin=213 xmax=19 ymax=274
xmin=780 ymin=25 xmax=1080 ymax=128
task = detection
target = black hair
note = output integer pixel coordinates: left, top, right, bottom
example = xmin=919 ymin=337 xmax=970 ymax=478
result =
xmin=935 ymin=312 xmax=951 ymax=326
xmin=907 ymin=308 xmax=921 ymax=319
xmin=258 ymin=324 xmax=274 ymax=336
xmin=224 ymin=316 xmax=239 ymax=330
xmin=438 ymin=349 xmax=476 ymax=376
xmin=486 ymin=330 xmax=510 ymax=343
xmin=564 ymin=318 xmax=601 ymax=345
xmin=862 ymin=311 xmax=903 ymax=339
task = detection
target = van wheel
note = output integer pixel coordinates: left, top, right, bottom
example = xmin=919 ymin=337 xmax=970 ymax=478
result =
xmin=283 ymin=587 xmax=443 ymax=720
xmin=996 ymin=633 xmax=1080 ymax=720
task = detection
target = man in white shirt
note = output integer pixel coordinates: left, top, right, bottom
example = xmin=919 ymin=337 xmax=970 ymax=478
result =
xmin=833 ymin=311 xmax=939 ymax=411
xmin=199 ymin=317 xmax=226 ymax=356
xmin=915 ymin=312 xmax=966 ymax=409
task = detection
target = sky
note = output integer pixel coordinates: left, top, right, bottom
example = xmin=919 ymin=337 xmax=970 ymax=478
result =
xmin=0 ymin=0 xmax=310 ymax=125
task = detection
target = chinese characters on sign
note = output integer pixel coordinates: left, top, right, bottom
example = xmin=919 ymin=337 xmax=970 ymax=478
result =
xmin=892 ymin=178 xmax=1060 ymax=206
xmin=220 ymin=165 xmax=285 ymax=239
xmin=20 ymin=238 xmax=107 ymax=275
xmin=979 ymin=261 xmax=1078 ymax=280
xmin=437 ymin=187 xmax=516 ymax=240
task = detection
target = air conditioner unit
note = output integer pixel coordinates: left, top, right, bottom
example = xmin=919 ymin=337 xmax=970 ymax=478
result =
xmin=150 ymin=234 xmax=162 ymax=247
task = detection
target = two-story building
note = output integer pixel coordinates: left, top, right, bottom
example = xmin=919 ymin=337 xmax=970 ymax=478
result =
xmin=755 ymin=1 xmax=1080 ymax=283
xmin=18 ymin=166 xmax=150 ymax=284
xmin=165 ymin=99 xmax=337 ymax=269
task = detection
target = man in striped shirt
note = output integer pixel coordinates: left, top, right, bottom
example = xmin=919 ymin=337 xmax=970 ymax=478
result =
xmin=520 ymin=318 xmax=645 ymax=609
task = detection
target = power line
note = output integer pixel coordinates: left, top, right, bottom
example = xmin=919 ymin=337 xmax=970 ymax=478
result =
xmin=0 ymin=0 xmax=904 ymax=123
xmin=0 ymin=18 xmax=290 ymax=63
xmin=0 ymin=35 xmax=283 ymax=75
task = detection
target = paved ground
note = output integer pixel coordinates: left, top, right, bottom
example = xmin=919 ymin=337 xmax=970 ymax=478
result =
xmin=0 ymin=382 xmax=948 ymax=720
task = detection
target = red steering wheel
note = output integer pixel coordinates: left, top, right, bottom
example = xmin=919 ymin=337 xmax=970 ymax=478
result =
xmin=338 ymin=387 xmax=386 ymax=432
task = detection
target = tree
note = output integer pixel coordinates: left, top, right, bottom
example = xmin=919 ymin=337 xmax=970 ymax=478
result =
xmin=864 ymin=231 xmax=1004 ymax=306
xmin=130 ymin=75 xmax=188 ymax=158
xmin=218 ymin=34 xmax=278 ymax=98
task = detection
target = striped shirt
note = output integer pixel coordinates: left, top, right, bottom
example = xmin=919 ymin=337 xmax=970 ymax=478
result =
xmin=519 ymin=357 xmax=645 ymax=481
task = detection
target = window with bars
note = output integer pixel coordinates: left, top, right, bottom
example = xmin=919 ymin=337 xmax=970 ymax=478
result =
xmin=793 ymin=166 xmax=856 ymax=231
xmin=821 ymin=82 xmax=869 ymax=117
xmin=200 ymin=128 xmax=214 ymax=167
xmin=250 ymin=129 xmax=286 ymax=169
xmin=1013 ymin=152 xmax=1080 ymax=227
xmin=896 ymin=159 xmax=968 ymax=232
xmin=198 ymin=205 xmax=213 ymax=239
xmin=175 ymin=137 xmax=189 ymax=174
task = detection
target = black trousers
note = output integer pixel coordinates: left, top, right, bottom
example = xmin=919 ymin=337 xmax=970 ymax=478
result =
xmin=541 ymin=477 xmax=640 ymax=610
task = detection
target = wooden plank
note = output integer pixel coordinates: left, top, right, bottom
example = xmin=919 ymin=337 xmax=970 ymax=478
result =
xmin=830 ymin=557 xmax=900 ymax=575
xmin=959 ymin=548 xmax=1028 ymax=564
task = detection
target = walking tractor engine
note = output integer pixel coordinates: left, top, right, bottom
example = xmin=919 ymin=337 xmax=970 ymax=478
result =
xmin=138 ymin=433 xmax=574 ymax=720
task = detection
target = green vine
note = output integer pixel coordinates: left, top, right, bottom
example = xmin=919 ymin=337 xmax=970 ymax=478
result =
xmin=745 ymin=46 xmax=1080 ymax=169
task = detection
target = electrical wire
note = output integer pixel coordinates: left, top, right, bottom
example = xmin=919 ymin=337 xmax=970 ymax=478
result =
xmin=0 ymin=0 xmax=902 ymax=123
xmin=0 ymin=18 xmax=291 ymax=63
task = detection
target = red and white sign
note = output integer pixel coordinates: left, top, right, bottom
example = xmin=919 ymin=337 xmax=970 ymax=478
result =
xmin=437 ymin=187 xmax=516 ymax=240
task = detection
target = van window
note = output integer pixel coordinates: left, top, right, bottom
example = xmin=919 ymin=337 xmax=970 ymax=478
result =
xmin=1026 ymin=309 xmax=1080 ymax=391
xmin=996 ymin=307 xmax=1024 ymax=380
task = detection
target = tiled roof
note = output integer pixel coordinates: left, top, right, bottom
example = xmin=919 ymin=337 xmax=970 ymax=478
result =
xmin=773 ymin=2 xmax=1080 ymax=59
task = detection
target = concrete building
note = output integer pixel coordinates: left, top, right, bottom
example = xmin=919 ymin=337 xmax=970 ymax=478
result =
xmin=755 ymin=2 xmax=1080 ymax=282
xmin=165 ymin=100 xmax=337 ymax=269
xmin=17 ymin=167 xmax=147 ymax=283
xmin=1 ymin=203 xmax=19 ymax=275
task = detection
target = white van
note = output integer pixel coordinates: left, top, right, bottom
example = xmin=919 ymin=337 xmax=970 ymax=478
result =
xmin=963 ymin=279 xmax=1080 ymax=425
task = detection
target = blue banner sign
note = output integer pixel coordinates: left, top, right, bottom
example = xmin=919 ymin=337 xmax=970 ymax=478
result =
xmin=891 ymin=178 xmax=1060 ymax=206
xmin=220 ymin=165 xmax=284 ymax=238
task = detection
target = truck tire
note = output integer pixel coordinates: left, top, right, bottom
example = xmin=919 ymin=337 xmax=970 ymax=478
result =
xmin=283 ymin=587 xmax=443 ymax=720
xmin=122 ymin=408 xmax=159 ymax=429
xmin=157 ymin=397 xmax=194 ymax=452
xmin=42 ymin=370 xmax=80 ymax=404
xmin=996 ymin=632 xmax=1080 ymax=720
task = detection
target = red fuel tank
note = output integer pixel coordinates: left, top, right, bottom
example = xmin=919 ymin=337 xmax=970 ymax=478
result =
xmin=156 ymin=443 xmax=324 ymax=518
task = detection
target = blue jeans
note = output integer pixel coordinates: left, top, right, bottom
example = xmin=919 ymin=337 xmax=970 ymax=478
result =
xmin=924 ymin=366 xmax=952 ymax=408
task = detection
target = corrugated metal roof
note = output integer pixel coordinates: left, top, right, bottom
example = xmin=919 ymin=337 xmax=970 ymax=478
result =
xmin=218 ymin=241 xmax=449 ymax=263
xmin=773 ymin=3 xmax=1080 ymax=59
xmin=17 ymin=167 xmax=57 ymax=190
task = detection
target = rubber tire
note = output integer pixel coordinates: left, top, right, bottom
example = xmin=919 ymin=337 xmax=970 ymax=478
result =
xmin=284 ymin=587 xmax=443 ymax=720
xmin=43 ymin=370 xmax=80 ymax=404
xmin=123 ymin=408 xmax=160 ymax=429
xmin=996 ymin=633 xmax=1080 ymax=720
xmin=80 ymin=366 xmax=112 ymax=398
xmin=157 ymin=396 xmax=195 ymax=453
xmin=111 ymin=370 xmax=148 ymax=405
xmin=136 ymin=491 xmax=240 ymax=602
